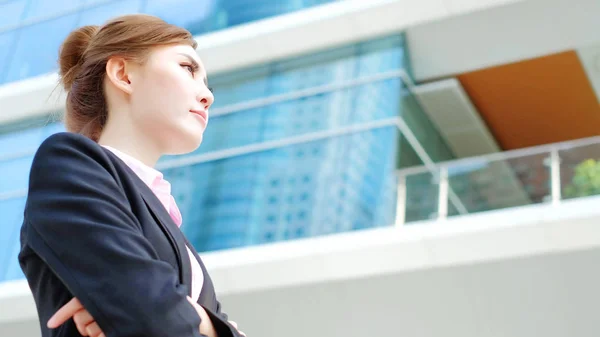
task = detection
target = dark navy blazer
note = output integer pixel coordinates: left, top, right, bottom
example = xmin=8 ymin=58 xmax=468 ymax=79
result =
xmin=18 ymin=132 xmax=240 ymax=337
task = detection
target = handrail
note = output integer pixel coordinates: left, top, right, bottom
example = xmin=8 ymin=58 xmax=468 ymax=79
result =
xmin=397 ymin=135 xmax=600 ymax=176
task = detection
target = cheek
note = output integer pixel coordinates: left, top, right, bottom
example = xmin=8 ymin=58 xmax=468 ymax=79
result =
xmin=133 ymin=71 xmax=188 ymax=117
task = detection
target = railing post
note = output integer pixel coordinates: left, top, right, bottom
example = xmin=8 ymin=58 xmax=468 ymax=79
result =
xmin=395 ymin=173 xmax=407 ymax=227
xmin=437 ymin=166 xmax=449 ymax=221
xmin=550 ymin=148 xmax=562 ymax=206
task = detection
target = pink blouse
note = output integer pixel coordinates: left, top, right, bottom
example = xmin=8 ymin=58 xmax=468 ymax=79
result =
xmin=102 ymin=145 xmax=203 ymax=302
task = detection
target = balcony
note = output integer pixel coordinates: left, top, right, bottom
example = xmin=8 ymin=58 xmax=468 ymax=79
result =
xmin=399 ymin=135 xmax=600 ymax=223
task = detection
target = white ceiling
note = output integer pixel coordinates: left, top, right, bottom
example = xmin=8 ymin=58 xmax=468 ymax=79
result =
xmin=407 ymin=0 xmax=600 ymax=81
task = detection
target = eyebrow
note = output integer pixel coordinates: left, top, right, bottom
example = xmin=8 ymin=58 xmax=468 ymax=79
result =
xmin=178 ymin=53 xmax=208 ymax=85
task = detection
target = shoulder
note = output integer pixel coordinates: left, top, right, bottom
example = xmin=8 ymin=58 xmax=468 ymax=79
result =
xmin=36 ymin=132 xmax=101 ymax=157
xmin=30 ymin=132 xmax=115 ymax=181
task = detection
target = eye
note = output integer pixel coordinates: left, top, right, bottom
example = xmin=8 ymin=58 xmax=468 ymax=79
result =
xmin=181 ymin=63 xmax=196 ymax=75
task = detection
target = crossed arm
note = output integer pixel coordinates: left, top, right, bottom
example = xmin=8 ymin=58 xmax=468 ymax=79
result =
xmin=48 ymin=297 xmax=246 ymax=337
xmin=23 ymin=133 xmax=245 ymax=337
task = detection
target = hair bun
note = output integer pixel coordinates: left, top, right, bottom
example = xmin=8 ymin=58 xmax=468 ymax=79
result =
xmin=59 ymin=25 xmax=99 ymax=91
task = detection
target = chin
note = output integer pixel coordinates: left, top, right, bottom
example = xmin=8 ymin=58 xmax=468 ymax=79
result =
xmin=169 ymin=134 xmax=203 ymax=155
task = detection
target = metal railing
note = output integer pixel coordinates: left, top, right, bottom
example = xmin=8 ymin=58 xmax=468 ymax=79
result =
xmin=396 ymin=135 xmax=600 ymax=224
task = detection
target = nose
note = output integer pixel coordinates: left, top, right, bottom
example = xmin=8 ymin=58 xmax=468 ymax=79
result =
xmin=197 ymin=85 xmax=214 ymax=110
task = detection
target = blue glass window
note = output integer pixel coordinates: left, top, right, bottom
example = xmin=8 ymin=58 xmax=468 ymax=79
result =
xmin=22 ymin=0 xmax=84 ymax=21
xmin=78 ymin=0 xmax=143 ymax=26
xmin=0 ymin=197 xmax=25 ymax=282
xmin=5 ymin=13 xmax=78 ymax=82
xmin=0 ymin=120 xmax=63 ymax=157
xmin=0 ymin=0 xmax=27 ymax=29
xmin=143 ymin=0 xmax=217 ymax=33
xmin=0 ymin=121 xmax=64 ymax=193
xmin=0 ymin=156 xmax=33 ymax=193
xmin=142 ymin=0 xmax=337 ymax=36
xmin=0 ymin=32 xmax=17 ymax=83
xmin=166 ymin=126 xmax=398 ymax=252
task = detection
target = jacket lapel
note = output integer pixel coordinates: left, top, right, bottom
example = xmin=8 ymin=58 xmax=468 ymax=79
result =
xmin=104 ymin=148 xmax=193 ymax=296
xmin=130 ymin=171 xmax=193 ymax=297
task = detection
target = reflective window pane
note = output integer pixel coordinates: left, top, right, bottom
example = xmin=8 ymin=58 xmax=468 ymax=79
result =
xmin=0 ymin=155 xmax=33 ymax=193
xmin=78 ymin=0 xmax=143 ymax=26
xmin=0 ymin=0 xmax=27 ymax=29
xmin=0 ymin=120 xmax=63 ymax=157
xmin=560 ymin=143 xmax=600 ymax=199
xmin=143 ymin=0 xmax=336 ymax=36
xmin=166 ymin=127 xmax=398 ymax=252
xmin=0 ymin=32 xmax=17 ymax=83
xmin=143 ymin=0 xmax=217 ymax=33
xmin=6 ymin=14 xmax=78 ymax=82
xmin=0 ymin=197 xmax=25 ymax=282
xmin=22 ymin=0 xmax=84 ymax=20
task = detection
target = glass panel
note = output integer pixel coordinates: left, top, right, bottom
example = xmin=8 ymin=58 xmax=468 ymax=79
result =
xmin=22 ymin=0 xmax=84 ymax=20
xmin=208 ymin=66 xmax=271 ymax=108
xmin=0 ymin=155 xmax=33 ymax=193
xmin=78 ymin=0 xmax=143 ymax=26
xmin=0 ymin=197 xmax=25 ymax=282
xmin=6 ymin=13 xmax=78 ymax=82
xmin=0 ymin=120 xmax=64 ymax=193
xmin=0 ymin=120 xmax=62 ymax=157
xmin=0 ymin=31 xmax=17 ymax=84
xmin=209 ymin=34 xmax=407 ymax=107
xmin=144 ymin=0 xmax=337 ymax=35
xmin=270 ymin=45 xmax=358 ymax=94
xmin=356 ymin=35 xmax=406 ymax=75
xmin=400 ymin=86 xmax=455 ymax=163
xmin=447 ymin=153 xmax=550 ymax=214
xmin=404 ymin=170 xmax=439 ymax=222
xmin=142 ymin=0 xmax=217 ymax=32
xmin=179 ymin=79 xmax=402 ymax=157
xmin=0 ymin=0 xmax=27 ymax=29
xmin=165 ymin=126 xmax=398 ymax=252
xmin=560 ymin=143 xmax=600 ymax=199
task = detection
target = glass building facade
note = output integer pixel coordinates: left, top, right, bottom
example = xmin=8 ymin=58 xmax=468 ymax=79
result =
xmin=0 ymin=0 xmax=338 ymax=84
xmin=0 ymin=1 xmax=455 ymax=282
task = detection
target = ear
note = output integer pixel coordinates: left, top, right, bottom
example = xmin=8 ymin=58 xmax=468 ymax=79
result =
xmin=105 ymin=57 xmax=133 ymax=95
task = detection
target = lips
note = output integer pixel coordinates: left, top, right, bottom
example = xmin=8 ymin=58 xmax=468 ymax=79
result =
xmin=190 ymin=110 xmax=208 ymax=123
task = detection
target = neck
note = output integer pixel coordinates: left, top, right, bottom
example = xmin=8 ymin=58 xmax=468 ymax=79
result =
xmin=98 ymin=113 xmax=162 ymax=167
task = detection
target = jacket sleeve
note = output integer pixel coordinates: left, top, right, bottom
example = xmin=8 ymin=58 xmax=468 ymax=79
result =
xmin=204 ymin=302 xmax=243 ymax=337
xmin=22 ymin=133 xmax=204 ymax=337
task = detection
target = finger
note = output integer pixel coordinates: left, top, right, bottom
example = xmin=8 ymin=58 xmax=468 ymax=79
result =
xmin=48 ymin=298 xmax=84 ymax=328
xmin=98 ymin=333 xmax=106 ymax=337
xmin=229 ymin=320 xmax=238 ymax=329
xmin=239 ymin=330 xmax=247 ymax=337
xmin=73 ymin=310 xmax=94 ymax=327
xmin=86 ymin=322 xmax=104 ymax=337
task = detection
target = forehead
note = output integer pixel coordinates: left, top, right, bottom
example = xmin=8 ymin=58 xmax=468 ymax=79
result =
xmin=151 ymin=44 xmax=202 ymax=65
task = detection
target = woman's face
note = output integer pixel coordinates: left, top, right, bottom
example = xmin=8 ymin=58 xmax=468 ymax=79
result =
xmin=128 ymin=44 xmax=214 ymax=155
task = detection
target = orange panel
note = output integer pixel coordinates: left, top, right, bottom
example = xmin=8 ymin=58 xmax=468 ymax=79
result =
xmin=458 ymin=51 xmax=600 ymax=150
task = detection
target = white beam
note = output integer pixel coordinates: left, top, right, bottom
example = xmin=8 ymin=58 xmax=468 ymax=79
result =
xmin=407 ymin=0 xmax=600 ymax=81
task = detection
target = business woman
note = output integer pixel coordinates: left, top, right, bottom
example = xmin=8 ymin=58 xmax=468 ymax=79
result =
xmin=18 ymin=14 xmax=244 ymax=337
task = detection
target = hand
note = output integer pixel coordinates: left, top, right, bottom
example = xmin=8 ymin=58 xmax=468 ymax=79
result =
xmin=186 ymin=296 xmax=217 ymax=337
xmin=48 ymin=297 xmax=105 ymax=337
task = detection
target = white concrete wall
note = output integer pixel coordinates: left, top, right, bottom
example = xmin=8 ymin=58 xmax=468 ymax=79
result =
xmin=3 ymin=195 xmax=600 ymax=337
